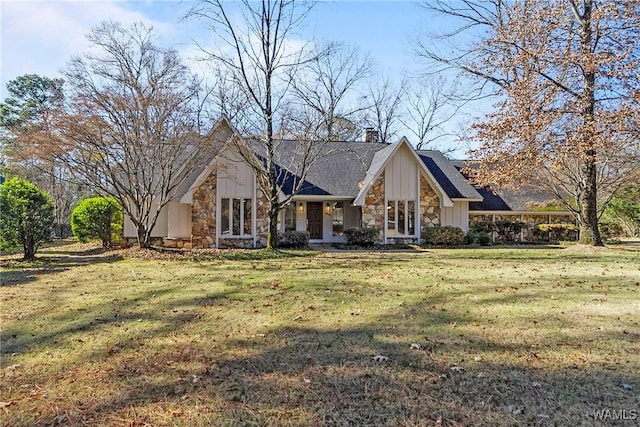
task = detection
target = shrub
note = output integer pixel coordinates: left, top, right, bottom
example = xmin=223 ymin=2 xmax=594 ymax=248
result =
xmin=599 ymin=221 xmax=624 ymax=240
xmin=421 ymin=226 xmax=465 ymax=246
xmin=71 ymin=197 xmax=123 ymax=247
xmin=470 ymin=221 xmax=494 ymax=234
xmin=0 ymin=177 xmax=55 ymax=260
xmin=277 ymin=230 xmax=310 ymax=248
xmin=344 ymin=227 xmax=378 ymax=246
xmin=465 ymin=230 xmax=491 ymax=246
xmin=493 ymin=220 xmax=525 ymax=242
xmin=537 ymin=223 xmax=579 ymax=241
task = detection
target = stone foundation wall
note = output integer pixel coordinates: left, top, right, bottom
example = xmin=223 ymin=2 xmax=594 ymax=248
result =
xmin=387 ymin=237 xmax=417 ymax=245
xmin=469 ymin=213 xmax=578 ymax=242
xmin=362 ymin=175 xmax=385 ymax=240
xmin=218 ymin=238 xmax=255 ymax=249
xmin=161 ymin=238 xmax=192 ymax=250
xmin=192 ymin=170 xmax=218 ymax=248
xmin=420 ymin=175 xmax=440 ymax=228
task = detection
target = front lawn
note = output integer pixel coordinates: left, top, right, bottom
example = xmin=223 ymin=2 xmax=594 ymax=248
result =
xmin=1 ymin=243 xmax=639 ymax=426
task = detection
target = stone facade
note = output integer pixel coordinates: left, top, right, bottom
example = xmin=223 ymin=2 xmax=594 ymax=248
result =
xmin=468 ymin=213 xmax=578 ymax=242
xmin=192 ymin=170 xmax=218 ymax=248
xmin=189 ymin=169 xmax=270 ymax=249
xmin=218 ymin=238 xmax=254 ymax=249
xmin=255 ymin=187 xmax=270 ymax=247
xmin=161 ymin=237 xmax=192 ymax=250
xmin=420 ymin=175 xmax=440 ymax=228
xmin=362 ymin=173 xmax=442 ymax=243
xmin=362 ymin=174 xmax=385 ymax=240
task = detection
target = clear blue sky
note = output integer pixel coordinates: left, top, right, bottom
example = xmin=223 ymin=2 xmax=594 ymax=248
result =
xmin=1 ymin=1 xmax=427 ymax=96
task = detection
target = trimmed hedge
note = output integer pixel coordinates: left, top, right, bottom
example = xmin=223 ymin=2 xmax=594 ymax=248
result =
xmin=277 ymin=230 xmax=310 ymax=248
xmin=71 ymin=197 xmax=122 ymax=247
xmin=344 ymin=227 xmax=378 ymax=246
xmin=421 ymin=226 xmax=465 ymax=246
xmin=472 ymin=220 xmax=524 ymax=242
xmin=465 ymin=230 xmax=491 ymax=246
xmin=536 ymin=223 xmax=579 ymax=241
xmin=0 ymin=177 xmax=55 ymax=260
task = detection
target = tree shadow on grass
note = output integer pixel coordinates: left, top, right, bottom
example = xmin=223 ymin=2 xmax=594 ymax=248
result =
xmin=0 ymin=253 xmax=124 ymax=287
xmin=5 ymin=290 xmax=637 ymax=426
xmin=78 ymin=320 xmax=639 ymax=426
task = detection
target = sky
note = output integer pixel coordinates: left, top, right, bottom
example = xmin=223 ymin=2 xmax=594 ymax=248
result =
xmin=0 ymin=0 xmax=479 ymax=155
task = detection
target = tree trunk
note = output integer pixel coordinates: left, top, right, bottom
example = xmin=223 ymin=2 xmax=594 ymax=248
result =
xmin=577 ymin=1 xmax=603 ymax=247
xmin=579 ymin=154 xmax=604 ymax=246
xmin=266 ymin=204 xmax=279 ymax=250
xmin=23 ymin=237 xmax=36 ymax=261
xmin=137 ymin=227 xmax=152 ymax=249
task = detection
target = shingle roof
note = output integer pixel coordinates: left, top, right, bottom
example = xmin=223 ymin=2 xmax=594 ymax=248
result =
xmin=253 ymin=139 xmax=486 ymax=202
xmin=256 ymin=140 xmax=388 ymax=197
xmin=199 ymin=124 xmax=485 ymax=202
xmin=451 ymin=160 xmax=562 ymax=211
xmin=468 ymin=187 xmax=512 ymax=211
xmin=418 ymin=151 xmax=482 ymax=200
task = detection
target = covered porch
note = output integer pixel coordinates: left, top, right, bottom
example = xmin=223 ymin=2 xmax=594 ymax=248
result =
xmin=280 ymin=197 xmax=362 ymax=243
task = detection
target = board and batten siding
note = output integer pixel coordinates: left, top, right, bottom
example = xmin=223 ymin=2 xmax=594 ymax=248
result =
xmin=167 ymin=202 xmax=191 ymax=238
xmin=384 ymin=144 xmax=418 ymax=200
xmin=216 ymin=148 xmax=255 ymax=199
xmin=123 ymin=202 xmax=169 ymax=238
xmin=441 ymin=201 xmax=470 ymax=230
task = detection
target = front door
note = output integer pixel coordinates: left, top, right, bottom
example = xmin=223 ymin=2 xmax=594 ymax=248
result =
xmin=306 ymin=202 xmax=323 ymax=239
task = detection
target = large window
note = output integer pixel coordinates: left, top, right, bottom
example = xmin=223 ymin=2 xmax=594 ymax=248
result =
xmin=332 ymin=202 xmax=344 ymax=236
xmin=387 ymin=200 xmax=415 ymax=236
xmin=284 ymin=203 xmax=296 ymax=232
xmin=221 ymin=198 xmax=252 ymax=236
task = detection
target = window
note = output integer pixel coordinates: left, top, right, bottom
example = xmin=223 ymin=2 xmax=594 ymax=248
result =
xmin=284 ymin=203 xmax=296 ymax=232
xmin=332 ymin=202 xmax=344 ymax=236
xmin=221 ymin=198 xmax=252 ymax=236
xmin=387 ymin=200 xmax=416 ymax=236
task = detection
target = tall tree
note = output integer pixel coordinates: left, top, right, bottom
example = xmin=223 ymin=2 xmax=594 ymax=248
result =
xmin=290 ymin=42 xmax=371 ymax=140
xmin=360 ymin=76 xmax=406 ymax=143
xmin=58 ymin=21 xmax=212 ymax=248
xmin=0 ymin=75 xmax=78 ymax=235
xmin=416 ymin=0 xmax=640 ymax=245
xmin=400 ymin=77 xmax=461 ymax=151
xmin=187 ymin=0 xmax=329 ymax=249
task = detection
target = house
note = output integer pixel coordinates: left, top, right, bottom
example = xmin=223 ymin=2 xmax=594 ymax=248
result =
xmin=123 ymin=117 xmax=576 ymax=248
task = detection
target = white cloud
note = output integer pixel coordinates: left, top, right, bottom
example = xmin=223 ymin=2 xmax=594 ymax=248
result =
xmin=0 ymin=0 xmax=177 ymax=97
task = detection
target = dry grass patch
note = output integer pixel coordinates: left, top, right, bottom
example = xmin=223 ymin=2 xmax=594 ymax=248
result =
xmin=1 ymin=242 xmax=639 ymax=426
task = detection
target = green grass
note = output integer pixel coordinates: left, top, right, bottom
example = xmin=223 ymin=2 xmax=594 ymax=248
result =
xmin=1 ymin=242 xmax=639 ymax=426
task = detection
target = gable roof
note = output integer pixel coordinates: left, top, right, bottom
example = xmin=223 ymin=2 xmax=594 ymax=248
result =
xmin=353 ymin=138 xmax=457 ymax=207
xmin=418 ymin=151 xmax=482 ymax=201
xmin=177 ymin=116 xmax=237 ymax=203
xmin=255 ymin=140 xmax=386 ymax=197
xmin=177 ymin=117 xmax=486 ymax=207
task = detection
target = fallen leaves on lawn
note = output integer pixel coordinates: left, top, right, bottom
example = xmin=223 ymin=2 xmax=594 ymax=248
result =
xmin=1 ymin=401 xmax=15 ymax=413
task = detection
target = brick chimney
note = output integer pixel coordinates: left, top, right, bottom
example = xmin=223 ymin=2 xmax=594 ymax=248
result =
xmin=362 ymin=128 xmax=379 ymax=143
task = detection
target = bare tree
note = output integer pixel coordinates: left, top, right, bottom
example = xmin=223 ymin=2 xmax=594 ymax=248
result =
xmin=400 ymin=77 xmax=461 ymax=152
xmin=58 ymin=21 xmax=213 ymax=248
xmin=416 ymin=0 xmax=640 ymax=245
xmin=360 ymin=76 xmax=406 ymax=143
xmin=187 ymin=0 xmax=332 ymax=249
xmin=290 ymin=42 xmax=371 ymax=140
